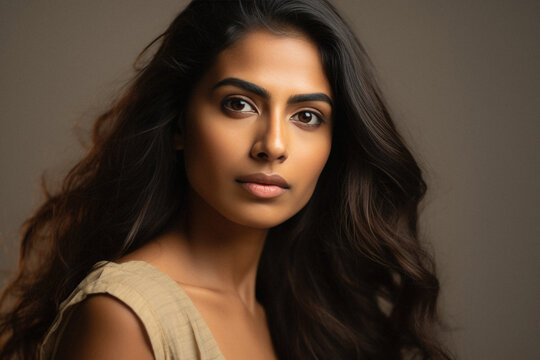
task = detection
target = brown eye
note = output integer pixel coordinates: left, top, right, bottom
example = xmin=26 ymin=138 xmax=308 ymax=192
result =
xmin=292 ymin=111 xmax=323 ymax=127
xmin=298 ymin=111 xmax=313 ymax=123
xmin=223 ymin=98 xmax=256 ymax=113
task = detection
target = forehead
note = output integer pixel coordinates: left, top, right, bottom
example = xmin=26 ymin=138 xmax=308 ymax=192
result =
xmin=200 ymin=29 xmax=332 ymax=97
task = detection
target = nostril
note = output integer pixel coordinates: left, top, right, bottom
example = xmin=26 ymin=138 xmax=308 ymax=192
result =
xmin=257 ymin=152 xmax=268 ymax=159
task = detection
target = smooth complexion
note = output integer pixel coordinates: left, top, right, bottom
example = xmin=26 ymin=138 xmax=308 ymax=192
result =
xmin=57 ymin=30 xmax=333 ymax=360
xmin=168 ymin=29 xmax=333 ymax=359
xmin=179 ymin=29 xmax=333 ymax=230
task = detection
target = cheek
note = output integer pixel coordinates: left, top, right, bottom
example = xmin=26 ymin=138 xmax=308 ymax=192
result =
xmin=291 ymin=133 xmax=332 ymax=201
xmin=182 ymin=111 xmax=247 ymax=191
xmin=185 ymin=125 xmax=228 ymax=173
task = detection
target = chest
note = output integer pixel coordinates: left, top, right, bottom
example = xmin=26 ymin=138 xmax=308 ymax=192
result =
xmin=185 ymin=291 xmax=277 ymax=360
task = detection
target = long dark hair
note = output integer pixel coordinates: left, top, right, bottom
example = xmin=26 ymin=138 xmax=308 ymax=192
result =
xmin=0 ymin=0 xmax=451 ymax=358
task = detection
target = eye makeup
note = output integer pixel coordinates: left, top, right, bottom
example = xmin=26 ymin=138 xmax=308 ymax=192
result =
xmin=220 ymin=94 xmax=329 ymax=129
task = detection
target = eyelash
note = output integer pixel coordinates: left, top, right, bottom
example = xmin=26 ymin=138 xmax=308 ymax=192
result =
xmin=221 ymin=96 xmax=326 ymax=128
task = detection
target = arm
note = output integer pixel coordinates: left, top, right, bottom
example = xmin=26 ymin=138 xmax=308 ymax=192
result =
xmin=55 ymin=294 xmax=154 ymax=360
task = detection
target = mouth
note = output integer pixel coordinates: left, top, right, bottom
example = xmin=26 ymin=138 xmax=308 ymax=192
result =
xmin=235 ymin=173 xmax=290 ymax=199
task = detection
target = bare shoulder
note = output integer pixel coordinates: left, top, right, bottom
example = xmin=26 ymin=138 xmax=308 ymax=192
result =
xmin=55 ymin=294 xmax=154 ymax=360
xmin=118 ymin=231 xmax=190 ymax=277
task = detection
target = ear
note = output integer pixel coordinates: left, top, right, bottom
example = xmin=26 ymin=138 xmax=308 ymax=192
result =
xmin=174 ymin=113 xmax=185 ymax=150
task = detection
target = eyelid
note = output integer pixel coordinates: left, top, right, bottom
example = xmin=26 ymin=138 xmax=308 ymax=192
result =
xmin=296 ymin=103 xmax=330 ymax=121
xmin=221 ymin=95 xmax=259 ymax=113
xmin=291 ymin=109 xmax=327 ymax=127
xmin=302 ymin=107 xmax=327 ymax=122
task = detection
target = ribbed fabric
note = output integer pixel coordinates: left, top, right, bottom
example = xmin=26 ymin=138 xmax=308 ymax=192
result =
xmin=40 ymin=261 xmax=225 ymax=360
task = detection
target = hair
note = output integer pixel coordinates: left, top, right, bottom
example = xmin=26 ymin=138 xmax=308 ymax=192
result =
xmin=0 ymin=0 xmax=451 ymax=358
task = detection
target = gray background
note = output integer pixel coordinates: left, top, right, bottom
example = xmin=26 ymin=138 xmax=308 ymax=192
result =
xmin=1 ymin=1 xmax=538 ymax=358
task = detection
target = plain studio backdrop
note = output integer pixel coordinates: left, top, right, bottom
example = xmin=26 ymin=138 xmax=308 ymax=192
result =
xmin=1 ymin=1 xmax=538 ymax=358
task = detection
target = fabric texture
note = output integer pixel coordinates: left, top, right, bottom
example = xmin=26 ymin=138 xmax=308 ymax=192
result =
xmin=39 ymin=260 xmax=225 ymax=360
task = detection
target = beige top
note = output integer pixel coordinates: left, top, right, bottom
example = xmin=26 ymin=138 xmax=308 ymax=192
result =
xmin=40 ymin=260 xmax=226 ymax=360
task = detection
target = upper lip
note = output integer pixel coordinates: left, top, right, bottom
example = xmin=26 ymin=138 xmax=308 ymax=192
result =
xmin=236 ymin=173 xmax=290 ymax=188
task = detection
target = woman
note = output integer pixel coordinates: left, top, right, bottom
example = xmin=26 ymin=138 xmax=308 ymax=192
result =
xmin=0 ymin=0 xmax=451 ymax=359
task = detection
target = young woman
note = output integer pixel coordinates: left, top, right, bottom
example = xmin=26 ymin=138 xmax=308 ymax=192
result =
xmin=0 ymin=0 xmax=451 ymax=359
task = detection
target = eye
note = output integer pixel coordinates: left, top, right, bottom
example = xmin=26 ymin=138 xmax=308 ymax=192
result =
xmin=222 ymin=97 xmax=257 ymax=113
xmin=291 ymin=111 xmax=324 ymax=127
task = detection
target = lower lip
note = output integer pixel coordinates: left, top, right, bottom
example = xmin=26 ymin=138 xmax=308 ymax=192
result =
xmin=238 ymin=182 xmax=287 ymax=199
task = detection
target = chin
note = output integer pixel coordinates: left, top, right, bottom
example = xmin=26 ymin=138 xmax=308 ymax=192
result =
xmin=217 ymin=201 xmax=302 ymax=230
xmin=189 ymin=185 xmax=312 ymax=230
xmin=224 ymin=211 xmax=293 ymax=230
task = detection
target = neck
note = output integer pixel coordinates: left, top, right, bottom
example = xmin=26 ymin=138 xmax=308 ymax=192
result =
xmin=167 ymin=189 xmax=268 ymax=310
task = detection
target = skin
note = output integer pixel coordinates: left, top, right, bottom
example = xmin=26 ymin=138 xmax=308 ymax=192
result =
xmin=56 ymin=29 xmax=333 ymax=359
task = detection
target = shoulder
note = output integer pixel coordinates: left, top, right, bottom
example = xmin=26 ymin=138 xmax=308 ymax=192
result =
xmin=42 ymin=260 xmax=195 ymax=359
xmin=55 ymin=294 xmax=154 ymax=360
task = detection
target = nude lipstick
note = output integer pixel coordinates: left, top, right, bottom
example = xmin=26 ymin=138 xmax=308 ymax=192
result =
xmin=236 ymin=173 xmax=290 ymax=199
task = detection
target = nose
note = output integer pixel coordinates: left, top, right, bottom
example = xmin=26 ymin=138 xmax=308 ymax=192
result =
xmin=250 ymin=111 xmax=288 ymax=163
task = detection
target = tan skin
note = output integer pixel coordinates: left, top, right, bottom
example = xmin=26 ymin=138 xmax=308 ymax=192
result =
xmin=56 ymin=29 xmax=333 ymax=359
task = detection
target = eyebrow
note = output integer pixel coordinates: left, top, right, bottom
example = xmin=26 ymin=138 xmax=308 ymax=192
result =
xmin=212 ymin=77 xmax=333 ymax=107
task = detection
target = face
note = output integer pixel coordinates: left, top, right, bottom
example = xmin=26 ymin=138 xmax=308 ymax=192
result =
xmin=178 ymin=29 xmax=333 ymax=229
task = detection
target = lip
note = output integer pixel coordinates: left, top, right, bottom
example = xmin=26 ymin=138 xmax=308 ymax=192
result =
xmin=236 ymin=173 xmax=290 ymax=199
xmin=236 ymin=173 xmax=290 ymax=188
